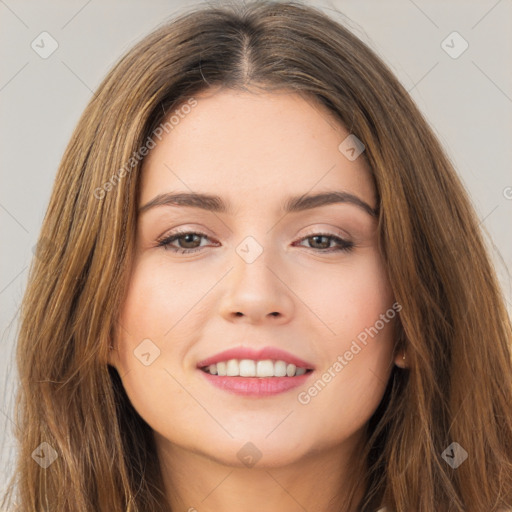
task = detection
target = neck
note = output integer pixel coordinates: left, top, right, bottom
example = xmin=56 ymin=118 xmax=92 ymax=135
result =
xmin=154 ymin=432 xmax=368 ymax=512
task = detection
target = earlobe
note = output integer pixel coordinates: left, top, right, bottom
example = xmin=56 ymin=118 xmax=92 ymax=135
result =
xmin=394 ymin=351 xmax=407 ymax=369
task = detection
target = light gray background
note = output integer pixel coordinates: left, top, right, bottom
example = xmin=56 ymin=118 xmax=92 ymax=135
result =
xmin=1 ymin=0 xmax=511 ymax=496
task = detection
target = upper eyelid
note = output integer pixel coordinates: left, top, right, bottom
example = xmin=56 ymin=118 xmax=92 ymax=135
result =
xmin=159 ymin=221 xmax=352 ymax=237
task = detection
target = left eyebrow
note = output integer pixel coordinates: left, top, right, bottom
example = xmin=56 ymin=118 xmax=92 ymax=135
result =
xmin=138 ymin=191 xmax=378 ymax=218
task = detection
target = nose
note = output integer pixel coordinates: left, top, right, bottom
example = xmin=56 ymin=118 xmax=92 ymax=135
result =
xmin=218 ymin=244 xmax=295 ymax=325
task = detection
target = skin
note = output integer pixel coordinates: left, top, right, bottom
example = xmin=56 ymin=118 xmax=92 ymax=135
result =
xmin=109 ymin=87 xmax=406 ymax=512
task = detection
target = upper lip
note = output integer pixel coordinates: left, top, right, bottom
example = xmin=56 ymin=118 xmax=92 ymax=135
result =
xmin=197 ymin=346 xmax=315 ymax=370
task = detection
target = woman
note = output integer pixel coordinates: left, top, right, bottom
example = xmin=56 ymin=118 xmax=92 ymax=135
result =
xmin=3 ymin=1 xmax=512 ymax=511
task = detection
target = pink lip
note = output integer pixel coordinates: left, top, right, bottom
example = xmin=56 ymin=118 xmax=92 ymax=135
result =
xmin=199 ymin=371 xmax=313 ymax=397
xmin=196 ymin=346 xmax=315 ymax=398
xmin=196 ymin=346 xmax=315 ymax=370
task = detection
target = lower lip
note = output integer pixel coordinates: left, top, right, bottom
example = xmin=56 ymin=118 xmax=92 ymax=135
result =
xmin=199 ymin=370 xmax=313 ymax=397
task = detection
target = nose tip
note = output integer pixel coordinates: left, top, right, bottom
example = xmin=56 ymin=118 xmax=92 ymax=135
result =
xmin=219 ymin=257 xmax=294 ymax=325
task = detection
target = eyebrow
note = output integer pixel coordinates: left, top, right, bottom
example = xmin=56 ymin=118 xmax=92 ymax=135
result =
xmin=138 ymin=191 xmax=378 ymax=217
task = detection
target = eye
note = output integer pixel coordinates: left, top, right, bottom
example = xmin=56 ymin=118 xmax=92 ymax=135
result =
xmin=156 ymin=230 xmax=216 ymax=253
xmin=156 ymin=230 xmax=354 ymax=254
xmin=293 ymin=232 xmax=354 ymax=253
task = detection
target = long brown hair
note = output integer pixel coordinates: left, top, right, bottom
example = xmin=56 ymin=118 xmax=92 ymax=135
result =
xmin=3 ymin=1 xmax=512 ymax=510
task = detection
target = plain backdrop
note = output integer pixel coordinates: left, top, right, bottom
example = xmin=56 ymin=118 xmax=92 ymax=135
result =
xmin=1 ymin=0 xmax=511 ymax=496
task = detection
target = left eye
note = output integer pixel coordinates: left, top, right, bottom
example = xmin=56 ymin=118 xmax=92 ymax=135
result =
xmin=156 ymin=231 xmax=354 ymax=254
xmin=294 ymin=233 xmax=354 ymax=252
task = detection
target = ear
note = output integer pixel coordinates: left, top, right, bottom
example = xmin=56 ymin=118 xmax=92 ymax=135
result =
xmin=394 ymin=351 xmax=407 ymax=369
xmin=107 ymin=340 xmax=119 ymax=369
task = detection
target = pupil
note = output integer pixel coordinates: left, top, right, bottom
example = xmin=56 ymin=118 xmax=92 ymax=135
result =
xmin=183 ymin=234 xmax=199 ymax=248
xmin=312 ymin=235 xmax=328 ymax=248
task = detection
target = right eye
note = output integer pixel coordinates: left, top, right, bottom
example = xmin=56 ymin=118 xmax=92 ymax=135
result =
xmin=156 ymin=231 xmax=217 ymax=254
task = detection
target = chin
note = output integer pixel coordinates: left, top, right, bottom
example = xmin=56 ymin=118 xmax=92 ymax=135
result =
xmin=190 ymin=431 xmax=312 ymax=469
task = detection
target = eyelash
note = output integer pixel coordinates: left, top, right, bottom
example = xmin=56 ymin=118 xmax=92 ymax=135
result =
xmin=156 ymin=229 xmax=354 ymax=254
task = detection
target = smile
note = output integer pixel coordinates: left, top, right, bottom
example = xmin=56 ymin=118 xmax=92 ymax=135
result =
xmin=196 ymin=346 xmax=315 ymax=396
xmin=199 ymin=360 xmax=315 ymax=398
xmin=200 ymin=358 xmax=312 ymax=377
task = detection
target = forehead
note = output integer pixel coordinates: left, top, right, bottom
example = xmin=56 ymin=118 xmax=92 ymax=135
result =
xmin=140 ymin=89 xmax=375 ymax=209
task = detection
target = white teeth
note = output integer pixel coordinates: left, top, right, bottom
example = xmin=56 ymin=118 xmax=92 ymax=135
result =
xmin=256 ymin=360 xmax=274 ymax=377
xmin=286 ymin=363 xmax=296 ymax=377
xmin=226 ymin=359 xmax=239 ymax=376
xmin=274 ymin=360 xmax=287 ymax=377
xmin=203 ymin=359 xmax=309 ymax=377
xmin=216 ymin=361 xmax=227 ymax=376
xmin=239 ymin=359 xmax=256 ymax=377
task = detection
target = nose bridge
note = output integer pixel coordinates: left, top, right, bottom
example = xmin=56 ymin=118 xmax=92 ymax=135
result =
xmin=218 ymin=233 xmax=294 ymax=322
xmin=231 ymin=234 xmax=279 ymax=297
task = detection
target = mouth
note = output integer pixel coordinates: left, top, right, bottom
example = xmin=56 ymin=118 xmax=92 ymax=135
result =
xmin=200 ymin=359 xmax=313 ymax=378
xmin=196 ymin=346 xmax=315 ymax=397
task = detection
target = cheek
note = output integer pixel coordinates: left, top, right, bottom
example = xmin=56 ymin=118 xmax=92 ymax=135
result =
xmin=112 ymin=262 xmax=200 ymax=438
xmin=309 ymin=249 xmax=395 ymax=343
xmin=297 ymin=251 xmax=396 ymax=428
xmin=118 ymin=255 xmax=203 ymax=341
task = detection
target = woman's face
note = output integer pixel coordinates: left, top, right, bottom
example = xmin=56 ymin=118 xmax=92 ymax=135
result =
xmin=110 ymin=88 xmax=399 ymax=469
